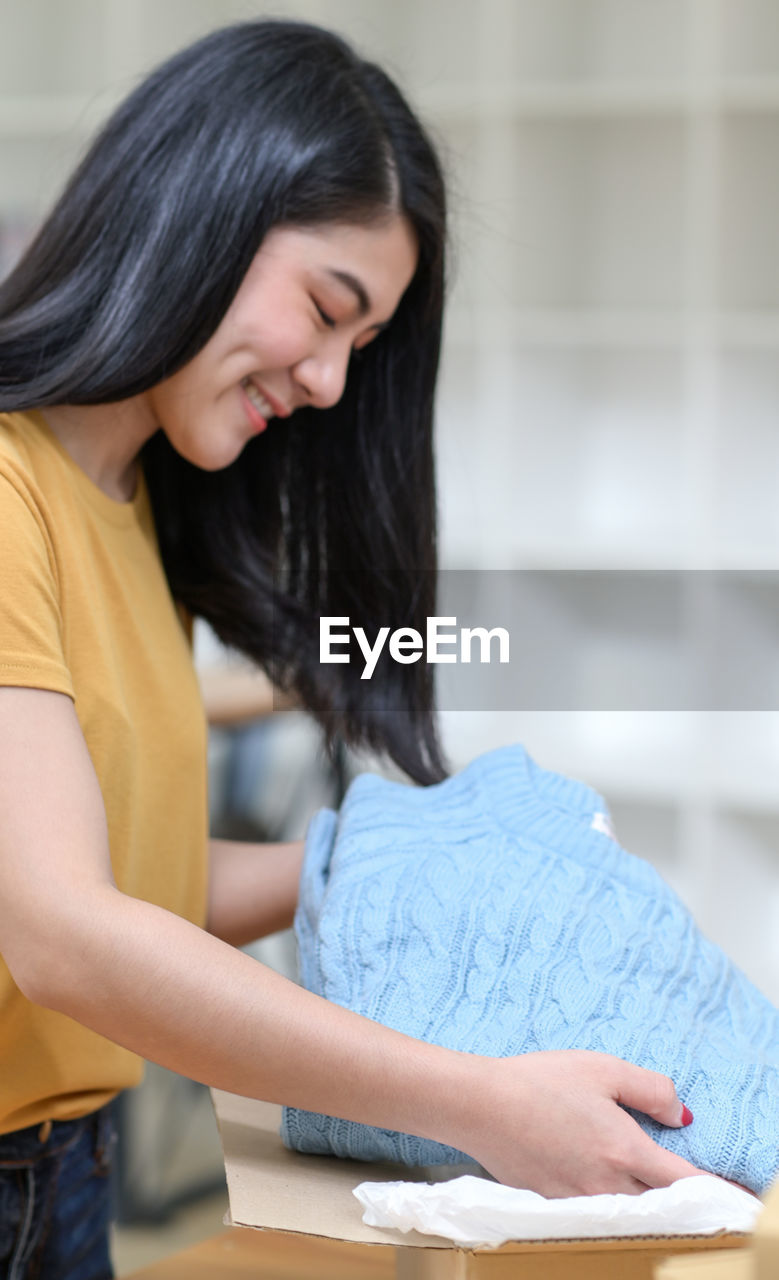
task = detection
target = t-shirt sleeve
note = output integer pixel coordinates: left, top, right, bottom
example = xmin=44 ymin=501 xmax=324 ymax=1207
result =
xmin=0 ymin=468 xmax=74 ymax=698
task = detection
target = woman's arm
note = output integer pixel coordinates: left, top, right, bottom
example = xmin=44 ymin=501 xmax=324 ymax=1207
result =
xmin=0 ymin=686 xmax=704 ymax=1196
xmin=198 ymin=663 xmax=296 ymax=728
xmin=206 ymin=836 xmax=304 ymax=946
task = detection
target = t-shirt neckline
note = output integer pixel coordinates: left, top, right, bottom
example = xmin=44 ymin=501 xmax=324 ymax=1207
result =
xmin=24 ymin=409 xmax=148 ymax=528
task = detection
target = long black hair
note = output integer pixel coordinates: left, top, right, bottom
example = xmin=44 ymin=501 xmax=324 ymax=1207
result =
xmin=0 ymin=19 xmax=448 ymax=783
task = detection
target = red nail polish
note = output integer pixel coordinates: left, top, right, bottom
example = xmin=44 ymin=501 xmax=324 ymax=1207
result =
xmin=681 ymin=1105 xmax=693 ymax=1127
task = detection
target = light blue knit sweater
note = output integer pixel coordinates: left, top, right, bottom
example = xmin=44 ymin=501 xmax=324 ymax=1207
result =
xmin=282 ymin=744 xmax=778 ymax=1193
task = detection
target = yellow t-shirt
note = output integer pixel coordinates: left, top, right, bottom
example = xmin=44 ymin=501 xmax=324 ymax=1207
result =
xmin=0 ymin=409 xmax=209 ymax=1134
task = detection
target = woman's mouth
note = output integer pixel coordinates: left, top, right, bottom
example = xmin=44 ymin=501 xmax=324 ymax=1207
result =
xmin=243 ymin=379 xmax=275 ymax=418
xmin=241 ymin=378 xmax=274 ymax=432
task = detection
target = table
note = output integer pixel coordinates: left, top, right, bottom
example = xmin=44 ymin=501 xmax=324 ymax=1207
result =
xmin=123 ymin=1227 xmax=749 ymax=1280
xmin=124 ymin=1227 xmax=394 ymax=1278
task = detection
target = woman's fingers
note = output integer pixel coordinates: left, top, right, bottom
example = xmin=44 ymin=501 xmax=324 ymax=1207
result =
xmin=608 ymin=1058 xmax=708 ymax=1190
xmin=612 ymin=1059 xmax=691 ymax=1128
xmin=629 ymin=1127 xmax=707 ymax=1190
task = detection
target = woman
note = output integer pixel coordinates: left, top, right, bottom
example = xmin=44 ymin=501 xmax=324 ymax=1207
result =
xmin=0 ymin=20 xmax=702 ymax=1280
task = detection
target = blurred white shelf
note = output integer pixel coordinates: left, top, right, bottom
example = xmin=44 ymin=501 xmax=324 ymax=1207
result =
xmin=440 ymin=540 xmax=779 ymax=572
xmin=0 ymin=93 xmax=120 ymax=137
xmin=719 ymin=313 xmax=779 ymax=347
xmin=419 ymin=78 xmax=779 ymax=119
xmin=419 ymin=81 xmax=692 ymax=119
xmin=718 ymin=78 xmax=779 ymax=112
xmin=444 ymin=308 xmax=688 ymax=348
xmin=440 ymin=545 xmax=779 ymax=576
xmin=712 ymin=547 xmax=779 ymax=571
xmin=441 ymin=541 xmax=700 ymax=572
xmin=445 ymin=308 xmax=779 ymax=349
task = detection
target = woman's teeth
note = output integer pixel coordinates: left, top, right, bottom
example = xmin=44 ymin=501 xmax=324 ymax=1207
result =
xmin=243 ymin=379 xmax=274 ymax=419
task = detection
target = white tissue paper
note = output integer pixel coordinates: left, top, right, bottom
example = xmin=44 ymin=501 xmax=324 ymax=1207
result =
xmin=353 ymin=1174 xmax=761 ymax=1249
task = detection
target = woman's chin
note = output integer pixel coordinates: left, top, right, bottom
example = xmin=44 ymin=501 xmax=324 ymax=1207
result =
xmin=174 ymin=436 xmax=251 ymax=471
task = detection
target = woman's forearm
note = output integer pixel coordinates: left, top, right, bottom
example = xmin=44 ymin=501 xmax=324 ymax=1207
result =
xmin=30 ymin=885 xmax=472 ymax=1144
xmin=26 ymin=885 xmax=703 ymax=1196
xmin=206 ymin=837 xmax=304 ymax=946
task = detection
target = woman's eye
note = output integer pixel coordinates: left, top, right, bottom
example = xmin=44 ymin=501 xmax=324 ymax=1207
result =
xmin=314 ymin=301 xmax=336 ymax=328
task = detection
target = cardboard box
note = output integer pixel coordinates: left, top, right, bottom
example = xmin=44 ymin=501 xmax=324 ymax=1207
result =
xmin=655 ymin=1179 xmax=777 ymax=1280
xmin=755 ymin=1178 xmax=779 ymax=1277
xmin=212 ymin=1089 xmax=749 ymax=1280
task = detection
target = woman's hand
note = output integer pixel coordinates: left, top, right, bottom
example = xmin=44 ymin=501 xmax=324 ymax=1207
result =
xmin=448 ymin=1049 xmax=704 ymax=1196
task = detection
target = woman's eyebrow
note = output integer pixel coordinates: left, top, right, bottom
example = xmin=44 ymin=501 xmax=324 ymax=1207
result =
xmin=326 ymin=269 xmax=370 ymax=314
xmin=326 ymin=269 xmax=391 ymax=330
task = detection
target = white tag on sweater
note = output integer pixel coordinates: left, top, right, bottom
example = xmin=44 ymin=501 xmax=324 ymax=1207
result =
xmin=591 ymin=810 xmax=616 ymax=840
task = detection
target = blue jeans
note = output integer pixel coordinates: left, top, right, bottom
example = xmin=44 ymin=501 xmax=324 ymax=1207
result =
xmin=0 ymin=1106 xmax=116 ymax=1280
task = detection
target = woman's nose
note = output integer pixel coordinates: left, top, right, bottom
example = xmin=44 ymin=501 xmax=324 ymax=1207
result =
xmin=293 ymin=343 xmax=351 ymax=411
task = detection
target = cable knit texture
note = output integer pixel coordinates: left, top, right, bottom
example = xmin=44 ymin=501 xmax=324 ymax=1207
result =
xmin=282 ymin=744 xmax=779 ymax=1193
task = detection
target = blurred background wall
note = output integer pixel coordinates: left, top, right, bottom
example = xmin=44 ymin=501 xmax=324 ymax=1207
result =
xmin=1 ymin=0 xmax=777 ymax=1250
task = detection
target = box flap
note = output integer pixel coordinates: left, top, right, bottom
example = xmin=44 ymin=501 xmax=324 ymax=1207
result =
xmin=212 ymin=1088 xmax=458 ymax=1248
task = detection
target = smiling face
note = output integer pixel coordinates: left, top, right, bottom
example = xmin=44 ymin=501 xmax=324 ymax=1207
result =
xmin=144 ymin=215 xmax=419 ymax=470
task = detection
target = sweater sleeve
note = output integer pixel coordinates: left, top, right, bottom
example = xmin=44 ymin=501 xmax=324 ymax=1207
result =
xmin=0 ymin=466 xmax=74 ymax=698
